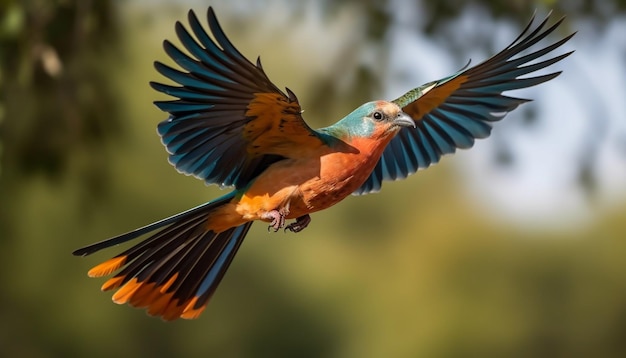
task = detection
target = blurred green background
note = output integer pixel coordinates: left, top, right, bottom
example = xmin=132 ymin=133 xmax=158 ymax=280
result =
xmin=1 ymin=0 xmax=626 ymax=357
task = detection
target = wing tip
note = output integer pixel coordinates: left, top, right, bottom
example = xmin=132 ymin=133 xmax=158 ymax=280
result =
xmin=207 ymin=6 xmax=216 ymax=20
xmin=285 ymin=87 xmax=299 ymax=102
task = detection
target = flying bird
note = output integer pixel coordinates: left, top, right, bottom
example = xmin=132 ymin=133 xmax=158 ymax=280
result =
xmin=73 ymin=7 xmax=574 ymax=320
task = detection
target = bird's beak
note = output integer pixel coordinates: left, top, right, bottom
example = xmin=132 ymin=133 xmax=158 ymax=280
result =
xmin=393 ymin=112 xmax=415 ymax=128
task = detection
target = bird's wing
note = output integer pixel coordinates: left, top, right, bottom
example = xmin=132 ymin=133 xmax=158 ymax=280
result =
xmin=355 ymin=13 xmax=575 ymax=195
xmin=151 ymin=8 xmax=326 ymax=189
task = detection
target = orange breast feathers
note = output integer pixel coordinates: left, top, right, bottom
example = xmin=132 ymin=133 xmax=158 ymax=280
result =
xmin=205 ymin=136 xmax=391 ymax=232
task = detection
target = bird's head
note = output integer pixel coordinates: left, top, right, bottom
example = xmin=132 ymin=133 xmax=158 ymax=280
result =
xmin=331 ymin=101 xmax=414 ymax=141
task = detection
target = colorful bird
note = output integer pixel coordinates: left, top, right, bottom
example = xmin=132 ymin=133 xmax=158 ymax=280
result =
xmin=73 ymin=7 xmax=574 ymax=320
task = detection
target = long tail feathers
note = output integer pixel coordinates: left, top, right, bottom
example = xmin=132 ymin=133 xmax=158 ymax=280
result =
xmin=73 ymin=192 xmax=253 ymax=320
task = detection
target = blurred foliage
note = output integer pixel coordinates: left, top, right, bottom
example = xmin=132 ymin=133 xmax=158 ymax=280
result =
xmin=1 ymin=0 xmax=626 ymax=357
xmin=0 ymin=0 xmax=121 ymax=184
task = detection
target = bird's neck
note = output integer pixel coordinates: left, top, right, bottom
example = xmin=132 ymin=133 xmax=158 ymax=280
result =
xmin=346 ymin=133 xmax=394 ymax=162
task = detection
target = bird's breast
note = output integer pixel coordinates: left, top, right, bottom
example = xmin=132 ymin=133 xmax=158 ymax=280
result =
xmin=233 ymin=136 xmax=390 ymax=221
xmin=298 ymin=149 xmax=374 ymax=210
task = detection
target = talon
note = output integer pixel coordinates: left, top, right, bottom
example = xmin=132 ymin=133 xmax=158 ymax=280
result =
xmin=263 ymin=208 xmax=288 ymax=232
xmin=285 ymin=214 xmax=311 ymax=233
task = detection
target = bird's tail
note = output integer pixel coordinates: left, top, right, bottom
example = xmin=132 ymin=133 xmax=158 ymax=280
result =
xmin=73 ymin=191 xmax=253 ymax=320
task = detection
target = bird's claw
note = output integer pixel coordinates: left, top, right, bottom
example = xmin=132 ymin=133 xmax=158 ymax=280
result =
xmin=265 ymin=208 xmax=288 ymax=232
xmin=263 ymin=210 xmax=311 ymax=233
xmin=284 ymin=215 xmax=311 ymax=233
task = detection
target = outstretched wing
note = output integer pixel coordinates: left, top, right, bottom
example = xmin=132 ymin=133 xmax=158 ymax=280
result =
xmin=151 ymin=7 xmax=326 ymax=189
xmin=355 ymin=13 xmax=575 ymax=195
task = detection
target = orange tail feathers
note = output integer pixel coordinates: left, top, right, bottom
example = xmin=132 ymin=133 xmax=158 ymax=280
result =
xmin=74 ymin=192 xmax=254 ymax=320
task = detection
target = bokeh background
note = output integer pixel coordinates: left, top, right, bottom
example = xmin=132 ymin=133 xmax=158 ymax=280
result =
xmin=2 ymin=0 xmax=626 ymax=357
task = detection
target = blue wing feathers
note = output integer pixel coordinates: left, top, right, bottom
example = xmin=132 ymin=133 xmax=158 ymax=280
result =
xmin=438 ymin=108 xmax=492 ymax=139
xmin=355 ymin=13 xmax=573 ymax=195
xmin=151 ymin=82 xmax=224 ymax=101
xmin=178 ymin=19 xmax=237 ymax=76
xmin=388 ymin=138 xmax=412 ymax=180
xmin=401 ymin=132 xmax=430 ymax=174
xmin=163 ymin=128 xmax=210 ymax=153
xmin=187 ymin=13 xmax=259 ymax=83
xmin=168 ymin=129 xmax=215 ymax=156
xmin=155 ymin=101 xmax=217 ymax=114
xmin=154 ymin=62 xmax=227 ymax=93
xmin=423 ymin=121 xmax=456 ymax=154
xmin=394 ymin=134 xmax=419 ymax=173
xmin=430 ymin=113 xmax=476 ymax=148
xmin=183 ymin=152 xmax=216 ymax=175
xmin=151 ymin=8 xmax=290 ymax=188
xmin=163 ymin=39 xmax=238 ymax=86
xmin=414 ymin=123 xmax=440 ymax=167
xmin=461 ymin=72 xmax=561 ymax=93
xmin=157 ymin=114 xmax=207 ymax=137
xmin=189 ymin=10 xmax=277 ymax=91
xmin=380 ymin=148 xmax=397 ymax=180
xmin=446 ymin=95 xmax=528 ymax=113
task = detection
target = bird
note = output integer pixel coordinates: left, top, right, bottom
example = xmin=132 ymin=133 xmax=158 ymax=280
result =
xmin=73 ymin=7 xmax=574 ymax=321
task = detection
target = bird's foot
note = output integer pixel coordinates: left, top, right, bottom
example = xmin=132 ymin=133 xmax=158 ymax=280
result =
xmin=284 ymin=215 xmax=311 ymax=233
xmin=264 ymin=208 xmax=289 ymax=232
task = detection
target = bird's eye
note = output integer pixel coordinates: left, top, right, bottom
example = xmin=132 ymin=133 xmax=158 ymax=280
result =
xmin=373 ymin=111 xmax=383 ymax=121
